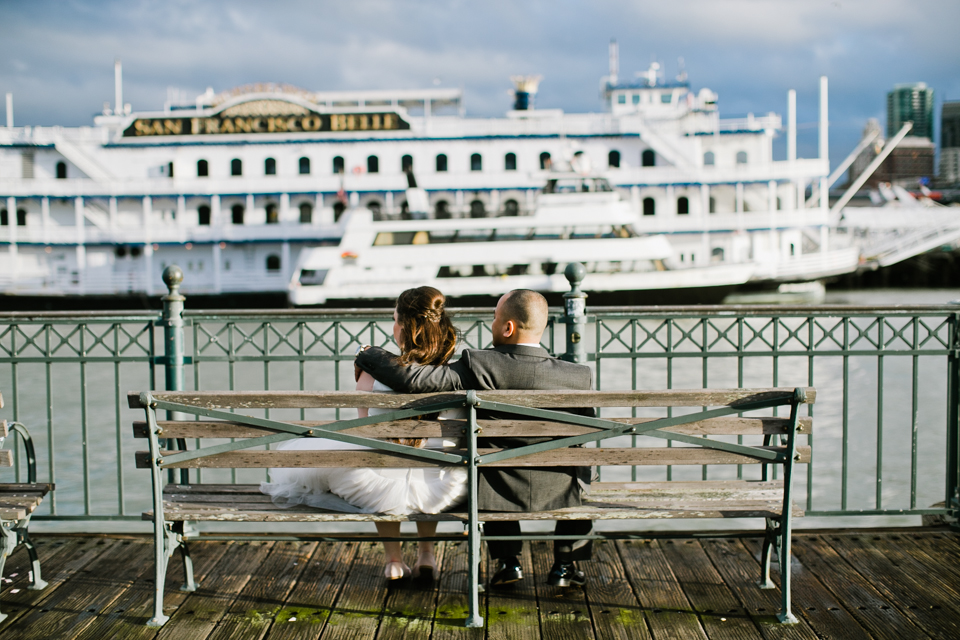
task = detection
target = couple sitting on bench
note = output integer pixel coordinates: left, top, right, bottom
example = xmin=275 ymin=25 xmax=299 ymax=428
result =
xmin=261 ymin=286 xmax=593 ymax=588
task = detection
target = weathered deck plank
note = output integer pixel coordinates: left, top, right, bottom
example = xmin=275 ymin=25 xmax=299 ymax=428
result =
xmin=2 ymin=530 xmax=956 ymax=639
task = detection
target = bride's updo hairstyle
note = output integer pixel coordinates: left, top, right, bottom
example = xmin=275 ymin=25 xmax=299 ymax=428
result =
xmin=395 ymin=286 xmax=458 ymax=366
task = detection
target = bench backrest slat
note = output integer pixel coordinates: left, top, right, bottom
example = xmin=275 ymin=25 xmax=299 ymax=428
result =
xmin=0 ymin=450 xmax=12 ymax=468
xmin=127 ymin=387 xmax=816 ymax=410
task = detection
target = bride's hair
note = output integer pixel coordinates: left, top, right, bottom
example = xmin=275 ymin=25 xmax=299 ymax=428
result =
xmin=395 ymin=286 xmax=458 ymax=366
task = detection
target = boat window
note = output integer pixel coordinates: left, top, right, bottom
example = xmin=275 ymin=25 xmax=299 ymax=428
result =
xmin=469 ymin=199 xmax=486 ymax=218
xmin=299 ymin=202 xmax=313 ymax=223
xmin=470 ymin=153 xmax=482 ymax=171
xmin=505 ymin=152 xmax=517 ymax=171
xmin=632 ymin=94 xmax=640 ymax=105
xmin=56 ymin=161 xmax=67 ymax=179
xmin=642 ymin=150 xmax=655 ymax=167
xmin=533 ymin=227 xmax=565 ymax=240
xmin=333 ymin=156 xmax=345 ymax=174
xmin=608 ymin=150 xmax=620 ymax=168
xmin=299 ymin=269 xmax=328 ymax=285
xmin=367 ymin=155 xmax=379 ymax=173
xmin=677 ymin=196 xmax=689 ymax=215
xmin=115 ymin=245 xmax=126 ymax=257
xmin=429 ymin=229 xmax=457 ymax=243
xmin=456 ymin=228 xmax=494 ymax=242
xmin=539 ymin=152 xmax=551 ymax=170
xmin=709 ymin=196 xmax=716 ymax=213
xmin=299 ymin=157 xmax=310 ymax=175
xmin=266 ymin=203 xmax=279 ymax=224
xmin=711 ymin=247 xmax=725 ymax=262
xmin=374 ymin=231 xmax=417 ymax=246
xmin=265 ymin=158 xmax=276 ymax=175
xmin=0 ymin=209 xmax=5 ymax=225
xmin=661 ymin=93 xmax=672 ymax=104
xmin=367 ymin=200 xmax=382 ymax=218
xmin=266 ymin=255 xmax=281 ymax=272
xmin=617 ymin=94 xmax=626 ymax=104
xmin=231 ymin=159 xmax=242 ymax=176
xmin=436 ymin=153 xmax=448 ymax=172
xmin=494 ymin=227 xmax=528 ymax=241
xmin=503 ymin=199 xmax=519 ymax=216
xmin=571 ymin=226 xmax=603 ymax=239
xmin=231 ymin=204 xmax=244 ymax=225
xmin=131 ymin=246 xmax=141 ymax=257
xmin=198 ymin=205 xmax=211 ymax=226
xmin=411 ymin=231 xmax=429 ymax=245
xmin=401 ymin=155 xmax=413 ymax=173
xmin=703 ymin=151 xmax=715 ymax=166
xmin=197 ymin=159 xmax=209 ymax=177
xmin=643 ymin=197 xmax=655 ymax=216
xmin=736 ymin=151 xmax=748 ymax=164
xmin=777 ymin=197 xmax=782 ymax=211
xmin=435 ymin=200 xmax=451 ymax=218
xmin=333 ymin=201 xmax=346 ymax=221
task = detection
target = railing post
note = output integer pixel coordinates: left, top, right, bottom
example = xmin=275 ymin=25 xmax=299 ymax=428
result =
xmin=560 ymin=262 xmax=587 ymax=364
xmin=161 ymin=266 xmax=188 ymax=484
xmin=947 ymin=312 xmax=960 ymax=524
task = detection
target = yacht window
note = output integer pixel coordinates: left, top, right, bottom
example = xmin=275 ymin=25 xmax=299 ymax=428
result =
xmin=231 ymin=204 xmax=244 ymax=225
xmin=231 ymin=158 xmax=242 ymax=176
xmin=642 ymin=150 xmax=655 ymax=167
xmin=435 ymin=200 xmax=451 ymax=218
xmin=703 ymin=151 xmax=715 ymax=166
xmin=56 ymin=161 xmax=67 ymax=179
xmin=505 ymin=152 xmax=517 ymax=171
xmin=16 ymin=209 xmax=26 ymax=226
xmin=777 ymin=197 xmax=783 ymax=210
xmin=661 ymin=93 xmax=672 ymax=104
xmin=299 ymin=269 xmax=328 ymax=285
xmin=266 ymin=203 xmax=279 ymax=224
xmin=436 ymin=153 xmax=448 ymax=172
xmin=456 ymin=228 xmax=494 ymax=242
xmin=677 ymin=196 xmax=689 ymax=215
xmin=469 ymin=199 xmax=486 ymax=218
xmin=608 ymin=150 xmax=620 ymax=168
xmin=299 ymin=202 xmax=313 ymax=223
xmin=470 ymin=153 xmax=482 ymax=172
xmin=299 ymin=157 xmax=310 ymax=175
xmin=0 ymin=209 xmax=6 ymax=226
xmin=367 ymin=155 xmax=379 ymax=173
xmin=367 ymin=200 xmax=382 ymax=218
xmin=736 ymin=151 xmax=748 ymax=164
xmin=131 ymin=246 xmax=141 ymax=257
xmin=333 ymin=156 xmax=345 ymax=174
xmin=198 ymin=205 xmax=211 ymax=226
xmin=712 ymin=247 xmax=725 ymax=262
xmin=401 ymin=155 xmax=413 ymax=173
xmin=374 ymin=231 xmax=416 ymax=246
xmin=539 ymin=152 xmax=551 ymax=170
xmin=632 ymin=94 xmax=640 ymax=105
xmin=709 ymin=196 xmax=716 ymax=213
xmin=197 ymin=159 xmax=209 ymax=177
xmin=265 ymin=158 xmax=276 ymax=175
xmin=333 ymin=201 xmax=346 ymax=221
xmin=266 ymin=255 xmax=281 ymax=272
xmin=115 ymin=245 xmax=126 ymax=258
xmin=503 ymin=199 xmax=519 ymax=216
xmin=429 ymin=229 xmax=457 ymax=243
xmin=643 ymin=197 xmax=655 ymax=216
xmin=617 ymin=94 xmax=626 ymax=104
xmin=412 ymin=231 xmax=429 ymax=245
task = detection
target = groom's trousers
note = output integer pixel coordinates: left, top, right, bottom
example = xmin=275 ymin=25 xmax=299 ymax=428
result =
xmin=483 ymin=519 xmax=593 ymax=562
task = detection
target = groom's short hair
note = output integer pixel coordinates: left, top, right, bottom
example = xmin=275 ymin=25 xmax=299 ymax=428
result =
xmin=501 ymin=289 xmax=549 ymax=334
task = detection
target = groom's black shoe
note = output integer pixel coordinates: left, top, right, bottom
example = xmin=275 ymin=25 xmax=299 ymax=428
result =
xmin=547 ymin=561 xmax=586 ymax=587
xmin=490 ymin=556 xmax=523 ymax=587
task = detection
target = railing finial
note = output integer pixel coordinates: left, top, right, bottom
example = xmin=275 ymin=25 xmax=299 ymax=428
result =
xmin=162 ymin=265 xmax=184 ymax=301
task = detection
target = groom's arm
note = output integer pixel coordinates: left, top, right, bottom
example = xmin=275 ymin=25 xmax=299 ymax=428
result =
xmin=355 ymin=347 xmax=477 ymax=393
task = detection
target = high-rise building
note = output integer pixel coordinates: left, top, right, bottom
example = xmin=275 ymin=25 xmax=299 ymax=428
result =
xmin=887 ymin=83 xmax=934 ymax=139
xmin=941 ymin=100 xmax=960 ymax=184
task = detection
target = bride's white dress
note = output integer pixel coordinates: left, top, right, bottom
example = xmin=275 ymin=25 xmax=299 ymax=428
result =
xmin=260 ymin=380 xmax=468 ymax=515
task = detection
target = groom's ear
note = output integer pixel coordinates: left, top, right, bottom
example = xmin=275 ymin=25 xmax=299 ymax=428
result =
xmin=502 ymin=319 xmax=516 ymax=338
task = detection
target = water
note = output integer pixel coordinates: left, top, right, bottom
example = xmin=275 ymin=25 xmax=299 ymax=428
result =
xmin=2 ymin=288 xmax=958 ymax=533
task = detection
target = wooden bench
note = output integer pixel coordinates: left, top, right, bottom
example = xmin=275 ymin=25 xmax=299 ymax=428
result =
xmin=0 ymin=392 xmax=55 ymax=624
xmin=130 ymin=386 xmax=814 ymax=628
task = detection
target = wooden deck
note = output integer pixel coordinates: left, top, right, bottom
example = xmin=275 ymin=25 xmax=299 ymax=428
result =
xmin=1 ymin=529 xmax=959 ymax=639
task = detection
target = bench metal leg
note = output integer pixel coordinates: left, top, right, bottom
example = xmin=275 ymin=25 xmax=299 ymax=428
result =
xmin=0 ymin=522 xmax=12 ymax=625
xmin=464 ymin=395 xmax=484 ymax=628
xmin=775 ymin=391 xmax=802 ymax=624
xmin=20 ymin=527 xmax=47 ymax=590
xmin=145 ymin=397 xmax=171 ymax=628
xmin=177 ymin=522 xmax=198 ymax=592
xmin=757 ymin=517 xmax=776 ymax=589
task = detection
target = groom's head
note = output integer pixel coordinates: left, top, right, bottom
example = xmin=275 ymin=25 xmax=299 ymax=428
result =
xmin=492 ymin=289 xmax=549 ymax=346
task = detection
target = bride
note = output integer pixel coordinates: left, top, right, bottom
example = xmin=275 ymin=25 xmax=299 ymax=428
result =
xmin=260 ymin=286 xmax=467 ymax=581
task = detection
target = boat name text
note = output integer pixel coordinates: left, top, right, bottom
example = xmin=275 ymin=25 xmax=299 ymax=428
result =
xmin=123 ymin=112 xmax=409 ymax=137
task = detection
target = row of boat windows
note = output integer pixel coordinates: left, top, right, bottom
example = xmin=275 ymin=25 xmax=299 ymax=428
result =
xmin=192 ymin=202 xmax=317 ymax=225
xmin=372 ymin=225 xmax=637 ymax=246
xmin=0 ymin=209 xmax=28 ymax=226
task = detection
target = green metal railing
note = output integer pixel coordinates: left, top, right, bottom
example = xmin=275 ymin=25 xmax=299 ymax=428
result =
xmin=0 ymin=265 xmax=958 ymax=524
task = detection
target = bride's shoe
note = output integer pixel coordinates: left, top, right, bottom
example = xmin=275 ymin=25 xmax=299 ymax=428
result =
xmin=412 ymin=553 xmax=438 ymax=581
xmin=384 ymin=561 xmax=410 ymax=581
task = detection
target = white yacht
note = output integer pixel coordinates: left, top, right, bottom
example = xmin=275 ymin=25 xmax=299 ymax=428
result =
xmin=0 ymin=44 xmax=860 ymax=305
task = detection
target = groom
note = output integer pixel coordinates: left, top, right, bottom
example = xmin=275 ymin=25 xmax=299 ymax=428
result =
xmin=355 ymin=289 xmax=594 ymax=587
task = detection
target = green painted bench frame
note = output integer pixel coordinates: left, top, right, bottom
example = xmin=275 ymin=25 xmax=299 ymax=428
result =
xmin=131 ymin=386 xmax=813 ymax=628
xmin=0 ymin=392 xmax=54 ymax=624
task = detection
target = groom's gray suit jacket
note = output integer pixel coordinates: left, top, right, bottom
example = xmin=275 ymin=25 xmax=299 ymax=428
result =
xmin=355 ymin=344 xmax=593 ymax=512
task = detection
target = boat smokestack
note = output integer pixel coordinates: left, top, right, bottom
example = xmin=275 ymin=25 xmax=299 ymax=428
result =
xmin=5 ymin=93 xmax=11 ymax=128
xmin=609 ymin=39 xmax=619 ymax=85
xmin=511 ymin=75 xmax=542 ymax=111
xmin=115 ymin=59 xmax=123 ymax=114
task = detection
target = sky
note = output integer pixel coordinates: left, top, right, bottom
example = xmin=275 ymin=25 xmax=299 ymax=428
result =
xmin=1 ymin=0 xmax=958 ymax=168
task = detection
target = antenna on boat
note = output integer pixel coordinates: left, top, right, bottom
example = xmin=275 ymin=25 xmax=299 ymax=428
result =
xmin=608 ymin=39 xmax=619 ymax=86
xmin=5 ymin=93 xmax=11 ymax=128
xmin=115 ymin=59 xmax=123 ymax=116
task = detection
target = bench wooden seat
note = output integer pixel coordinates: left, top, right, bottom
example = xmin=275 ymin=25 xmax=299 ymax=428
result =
xmin=130 ymin=386 xmax=814 ymax=628
xmin=0 ymin=395 xmax=54 ymax=624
